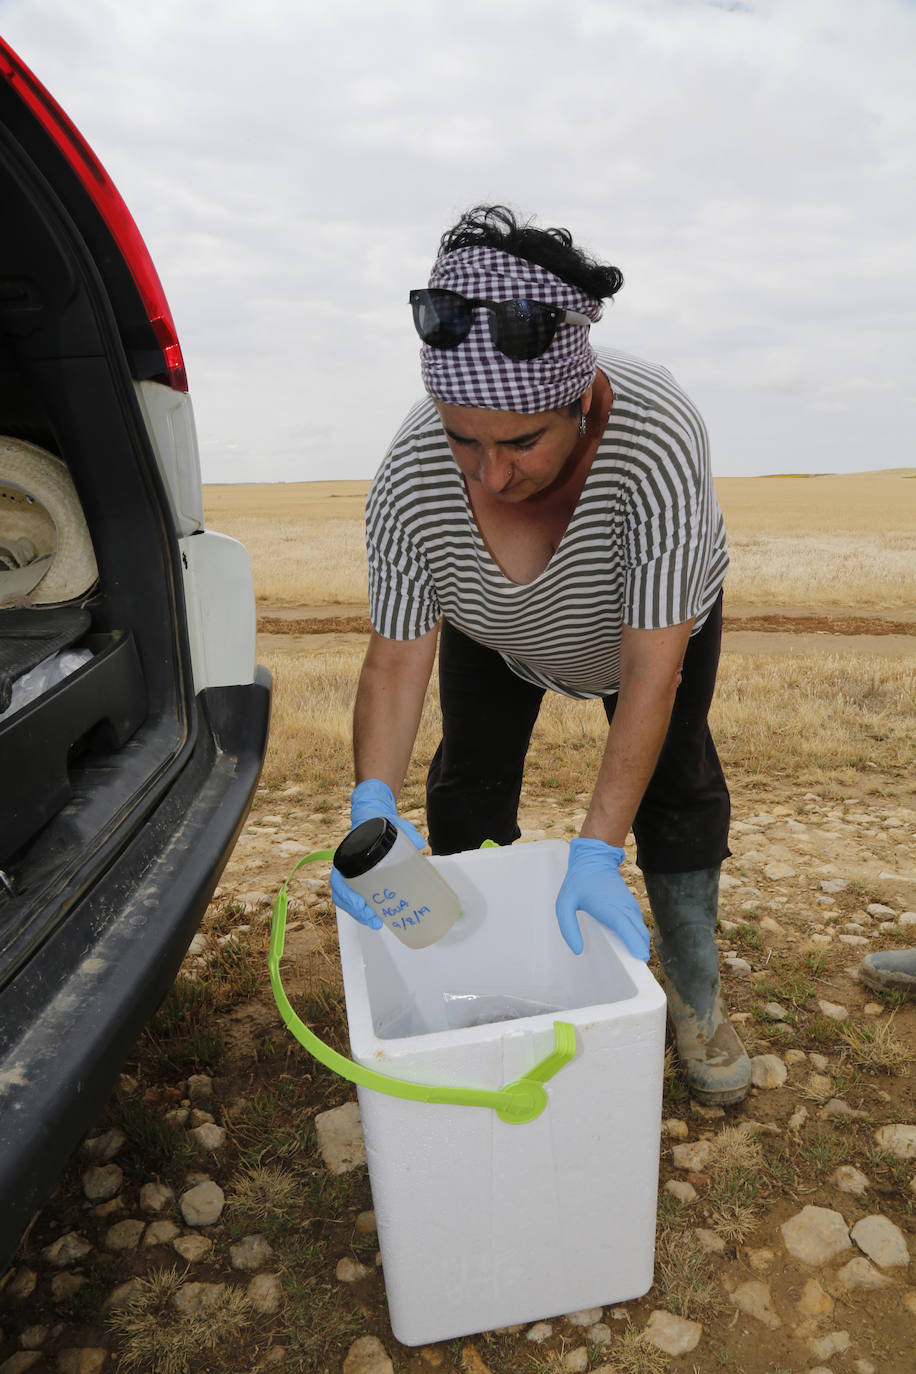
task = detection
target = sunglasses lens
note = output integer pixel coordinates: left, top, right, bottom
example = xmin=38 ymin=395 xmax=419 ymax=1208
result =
xmin=411 ymin=290 xmax=471 ymax=349
xmin=490 ymin=299 xmax=559 ymax=360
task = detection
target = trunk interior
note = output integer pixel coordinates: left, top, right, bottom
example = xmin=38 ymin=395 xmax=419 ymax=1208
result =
xmin=0 ymin=127 xmax=196 ymax=990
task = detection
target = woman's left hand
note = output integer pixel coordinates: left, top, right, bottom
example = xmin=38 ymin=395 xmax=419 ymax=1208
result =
xmin=555 ymin=837 xmax=650 ymax=960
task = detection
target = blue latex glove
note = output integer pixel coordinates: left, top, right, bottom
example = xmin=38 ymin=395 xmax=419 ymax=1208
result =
xmin=331 ymin=779 xmax=426 ymax=930
xmin=348 ymin=778 xmax=426 ymax=848
xmin=555 ymin=837 xmax=650 ymax=961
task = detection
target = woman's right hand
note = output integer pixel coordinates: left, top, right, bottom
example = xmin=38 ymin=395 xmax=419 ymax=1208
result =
xmin=332 ymin=778 xmax=427 ymax=929
xmin=329 ymin=866 xmax=383 ymax=930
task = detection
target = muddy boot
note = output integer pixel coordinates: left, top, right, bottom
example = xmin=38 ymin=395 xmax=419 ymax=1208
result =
xmin=857 ymin=948 xmax=916 ymax=999
xmin=643 ymin=867 xmax=751 ymax=1107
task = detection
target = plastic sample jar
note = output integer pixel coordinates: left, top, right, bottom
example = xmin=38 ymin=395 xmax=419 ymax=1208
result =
xmin=333 ymin=818 xmax=462 ymax=948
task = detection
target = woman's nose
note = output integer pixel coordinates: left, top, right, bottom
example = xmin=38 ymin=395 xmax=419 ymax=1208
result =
xmin=479 ymin=451 xmax=514 ymax=493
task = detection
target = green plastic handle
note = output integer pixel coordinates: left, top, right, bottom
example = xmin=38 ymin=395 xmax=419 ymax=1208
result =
xmin=268 ymin=849 xmax=576 ymax=1125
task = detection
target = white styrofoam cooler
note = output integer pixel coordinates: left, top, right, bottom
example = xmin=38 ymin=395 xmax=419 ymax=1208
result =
xmin=335 ymin=839 xmax=667 ymax=1347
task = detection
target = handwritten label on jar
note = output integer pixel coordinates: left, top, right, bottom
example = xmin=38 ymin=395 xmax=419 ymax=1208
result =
xmin=375 ymin=887 xmax=432 ymax=929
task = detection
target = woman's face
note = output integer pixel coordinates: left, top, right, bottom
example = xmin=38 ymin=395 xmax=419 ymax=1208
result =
xmin=435 ymin=389 xmax=591 ymax=503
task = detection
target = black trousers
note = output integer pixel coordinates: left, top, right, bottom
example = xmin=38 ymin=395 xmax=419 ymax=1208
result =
xmin=426 ymin=593 xmax=731 ymax=873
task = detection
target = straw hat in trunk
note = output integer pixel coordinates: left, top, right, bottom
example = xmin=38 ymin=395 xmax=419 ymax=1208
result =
xmin=0 ymin=437 xmax=98 ymax=607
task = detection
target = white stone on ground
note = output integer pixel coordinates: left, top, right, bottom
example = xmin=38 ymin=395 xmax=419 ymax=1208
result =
xmin=172 ymin=1234 xmax=213 ymax=1261
xmin=139 ymin=1181 xmax=175 ymax=1213
xmin=56 ymin=1351 xmax=107 ymax=1374
xmin=750 ymin=1054 xmax=787 ymax=1089
xmin=79 ymin=1128 xmax=126 ymax=1162
xmin=644 ymin=1310 xmax=703 ymax=1355
xmin=0 ymin=1352 xmax=42 ymax=1372
xmin=105 ymin=1279 xmax=140 ymax=1309
xmin=143 ymin=1220 xmax=180 ymax=1246
xmin=187 ymin=1072 xmax=213 ymax=1100
xmin=820 ymin=1099 xmax=866 ymax=1121
xmin=248 ymin=1272 xmax=282 ymax=1314
xmin=563 ymin=1348 xmax=589 ymax=1372
xmin=342 ymin=1336 xmax=394 ymax=1374
xmin=314 ymin=1101 xmax=367 ymax=1174
xmin=586 ymin=1323 xmax=611 ymax=1346
xmin=818 ymin=1000 xmax=849 ymax=1020
xmin=691 ymin=1101 xmax=725 ymax=1120
xmin=105 ymin=1218 xmax=145 ymax=1250
xmin=797 ymin=1278 xmax=833 ymax=1317
xmin=809 ymin=1331 xmax=850 ymax=1360
xmin=662 ymin=1118 xmax=689 ymax=1139
xmin=874 ymin=1124 xmax=916 ymax=1159
xmin=781 ymin=1206 xmax=852 ymax=1265
xmin=671 ymin=1140 xmax=713 ymax=1171
xmin=179 ymin=1180 xmax=225 ymax=1227
xmin=829 ymin=1165 xmax=870 ymax=1195
xmin=230 ymin=1234 xmax=275 ymax=1271
xmin=694 ymin=1227 xmax=726 ymax=1254
xmin=191 ymin=1122 xmax=227 ymax=1150
xmin=355 ymin=1209 xmax=377 ymax=1234
xmin=745 ymin=1247 xmax=775 ymax=1272
xmin=172 ymin=1281 xmax=226 ymax=1316
xmin=42 ymin=1233 xmax=91 ymax=1267
xmin=336 ymin=1257 xmax=371 ymax=1282
xmin=18 ymin=1327 xmax=47 ymax=1350
xmin=807 ymin=1073 xmax=834 ymax=1100
xmin=6 ymin=1268 xmax=36 ymax=1300
xmin=835 ymin=1257 xmax=895 ymax=1290
xmin=851 ymin=1215 xmax=910 ymax=1267
xmin=82 ymin=1163 xmax=123 ymax=1202
xmin=665 ymin=1179 xmax=697 ymax=1202
xmin=526 ymin=1323 xmax=552 ymax=1342
xmin=565 ymin=1306 xmax=603 ymax=1325
xmin=730 ymin=1279 xmax=781 ymax=1328
xmin=763 ymin=1002 xmax=788 ymax=1020
xmin=51 ymin=1276 xmax=86 ymax=1304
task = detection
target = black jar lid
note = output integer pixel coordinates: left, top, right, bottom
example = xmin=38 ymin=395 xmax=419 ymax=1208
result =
xmin=333 ymin=816 xmax=398 ymax=878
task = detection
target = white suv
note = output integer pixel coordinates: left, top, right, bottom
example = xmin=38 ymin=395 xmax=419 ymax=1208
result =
xmin=0 ymin=39 xmax=270 ymax=1271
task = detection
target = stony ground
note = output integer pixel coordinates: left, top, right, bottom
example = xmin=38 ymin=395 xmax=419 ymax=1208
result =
xmin=1 ymin=626 xmax=914 ymax=1374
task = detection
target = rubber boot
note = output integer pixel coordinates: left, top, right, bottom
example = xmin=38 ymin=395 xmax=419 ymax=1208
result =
xmin=643 ymin=867 xmax=751 ymax=1107
xmin=857 ymin=948 xmax=916 ymax=999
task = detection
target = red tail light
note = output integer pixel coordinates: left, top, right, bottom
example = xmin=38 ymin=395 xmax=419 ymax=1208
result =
xmin=0 ymin=39 xmax=188 ymax=391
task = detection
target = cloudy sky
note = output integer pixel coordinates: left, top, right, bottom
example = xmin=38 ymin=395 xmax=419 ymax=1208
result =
xmin=3 ymin=0 xmax=914 ymax=483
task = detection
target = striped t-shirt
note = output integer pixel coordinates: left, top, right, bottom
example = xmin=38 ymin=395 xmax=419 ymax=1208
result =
xmin=365 ymin=349 xmax=729 ymax=700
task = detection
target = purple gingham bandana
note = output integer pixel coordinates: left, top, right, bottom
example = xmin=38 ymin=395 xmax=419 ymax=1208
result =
xmin=419 ymin=246 xmax=602 ymax=412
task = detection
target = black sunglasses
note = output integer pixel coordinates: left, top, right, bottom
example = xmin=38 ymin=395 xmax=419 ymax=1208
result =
xmin=409 ymin=288 xmax=592 ymax=361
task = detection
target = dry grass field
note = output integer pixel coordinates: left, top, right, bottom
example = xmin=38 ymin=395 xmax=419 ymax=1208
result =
xmin=203 ymin=470 xmax=916 ymax=794
xmin=204 ymin=471 xmax=916 ymax=612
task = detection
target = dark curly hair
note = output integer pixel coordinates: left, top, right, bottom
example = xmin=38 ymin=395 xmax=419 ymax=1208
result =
xmin=438 ymin=204 xmax=623 ymax=302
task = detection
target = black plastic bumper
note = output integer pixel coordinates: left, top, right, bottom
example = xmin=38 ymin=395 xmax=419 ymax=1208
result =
xmin=0 ymin=667 xmax=271 ymax=1273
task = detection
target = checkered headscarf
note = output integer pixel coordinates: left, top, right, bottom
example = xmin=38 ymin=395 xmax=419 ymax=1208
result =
xmin=419 ymin=246 xmax=602 ymax=412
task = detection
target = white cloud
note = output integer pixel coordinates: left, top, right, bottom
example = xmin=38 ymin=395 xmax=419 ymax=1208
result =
xmin=2 ymin=0 xmax=914 ymax=479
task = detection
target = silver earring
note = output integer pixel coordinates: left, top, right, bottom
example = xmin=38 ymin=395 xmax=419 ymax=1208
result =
xmin=578 ymin=412 xmax=587 ymax=438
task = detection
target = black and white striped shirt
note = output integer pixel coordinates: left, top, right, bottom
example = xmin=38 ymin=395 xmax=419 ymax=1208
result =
xmin=366 ymin=349 xmax=728 ymax=700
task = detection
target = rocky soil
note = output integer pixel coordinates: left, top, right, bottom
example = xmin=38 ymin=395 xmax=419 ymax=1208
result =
xmin=1 ymin=618 xmax=914 ymax=1374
